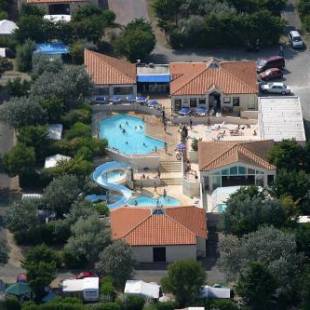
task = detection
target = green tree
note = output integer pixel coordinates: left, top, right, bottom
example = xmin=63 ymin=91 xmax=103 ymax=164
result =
xmin=17 ymin=125 xmax=49 ymax=161
xmin=31 ymin=66 xmax=93 ymax=109
xmin=219 ymin=226 xmax=302 ymax=296
xmin=16 ymin=40 xmax=36 ymax=72
xmin=223 ymin=186 xmax=288 ymax=236
xmin=31 ymin=54 xmax=63 ymax=80
xmin=268 ymin=139 xmax=305 ymax=171
xmin=71 ymin=5 xmax=116 ymax=42
xmin=236 ymin=262 xmax=277 ymax=310
xmin=65 ymin=122 xmax=91 ymax=140
xmin=295 ymin=223 xmax=310 ymax=258
xmin=0 ymin=57 xmax=12 ymax=75
xmin=5 ymin=199 xmax=39 ymax=234
xmin=64 ymin=215 xmax=110 ymax=267
xmin=6 ymin=78 xmax=31 ymax=97
xmin=70 ymin=40 xmax=96 ymax=65
xmin=43 ymin=174 xmax=81 ymax=217
xmin=39 ymin=96 xmax=64 ymax=123
xmin=122 ymin=295 xmax=145 ymax=310
xmin=22 ymin=244 xmax=58 ymax=300
xmin=272 ymin=169 xmax=310 ymax=203
xmin=2 ymin=144 xmax=35 ymax=177
xmin=0 ymin=96 xmax=46 ymax=128
xmin=161 ymin=259 xmax=205 ymax=307
xmin=114 ymin=19 xmax=155 ymax=62
xmin=96 ymin=240 xmax=135 ymax=288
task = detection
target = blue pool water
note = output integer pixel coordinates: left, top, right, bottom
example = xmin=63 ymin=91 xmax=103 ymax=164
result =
xmin=35 ymin=42 xmax=69 ymax=55
xmin=99 ymin=114 xmax=165 ymax=155
xmin=128 ymin=195 xmax=181 ymax=207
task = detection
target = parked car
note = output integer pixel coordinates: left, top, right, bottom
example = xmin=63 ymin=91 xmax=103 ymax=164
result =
xmin=256 ymin=56 xmax=285 ymax=72
xmin=76 ymin=271 xmax=96 ymax=279
xmin=289 ymin=30 xmax=304 ymax=49
xmin=258 ymin=68 xmax=283 ymax=81
xmin=260 ymin=82 xmax=291 ymax=95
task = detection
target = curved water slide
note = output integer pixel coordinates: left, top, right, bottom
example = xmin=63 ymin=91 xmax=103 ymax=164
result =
xmin=92 ymin=161 xmax=132 ymax=209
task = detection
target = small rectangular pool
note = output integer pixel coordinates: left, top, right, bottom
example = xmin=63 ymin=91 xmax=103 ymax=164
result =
xmin=35 ymin=42 xmax=69 ymax=55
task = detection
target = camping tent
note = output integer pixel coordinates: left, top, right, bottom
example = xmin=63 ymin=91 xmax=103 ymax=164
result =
xmin=0 ymin=20 xmax=18 ymax=35
xmin=5 ymin=282 xmax=32 ymax=299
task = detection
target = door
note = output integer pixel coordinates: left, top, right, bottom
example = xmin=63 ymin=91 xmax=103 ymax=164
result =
xmin=153 ymin=247 xmax=166 ymax=262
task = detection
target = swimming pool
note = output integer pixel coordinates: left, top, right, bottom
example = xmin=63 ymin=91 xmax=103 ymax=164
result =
xmin=128 ymin=195 xmax=181 ymax=207
xmin=216 ymin=203 xmax=228 ymax=213
xmin=35 ymin=42 xmax=69 ymax=55
xmin=99 ymin=114 xmax=165 ymax=155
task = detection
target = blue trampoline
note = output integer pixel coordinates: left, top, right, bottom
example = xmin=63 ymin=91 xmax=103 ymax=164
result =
xmin=35 ymin=42 xmax=69 ymax=55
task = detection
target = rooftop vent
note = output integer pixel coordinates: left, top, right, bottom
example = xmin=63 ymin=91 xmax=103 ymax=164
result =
xmin=152 ymin=207 xmax=164 ymax=216
xmin=209 ymin=61 xmax=220 ymax=69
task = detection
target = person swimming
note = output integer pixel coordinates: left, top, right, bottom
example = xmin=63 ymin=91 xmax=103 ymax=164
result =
xmin=126 ymin=121 xmax=129 ymax=126
xmin=143 ymin=142 xmax=147 ymax=147
xmin=119 ymin=124 xmax=122 ymax=129
xmin=125 ymin=141 xmax=128 ymax=144
xmin=122 ymin=129 xmax=126 ymax=134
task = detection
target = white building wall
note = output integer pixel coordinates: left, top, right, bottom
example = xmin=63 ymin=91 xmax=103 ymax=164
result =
xmin=132 ymin=245 xmax=197 ymax=263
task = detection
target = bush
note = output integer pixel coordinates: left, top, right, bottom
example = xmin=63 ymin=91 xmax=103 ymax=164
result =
xmin=100 ymin=276 xmax=116 ymax=302
xmin=121 ymin=295 xmax=145 ymax=310
xmin=61 ymin=108 xmax=92 ymax=128
xmin=65 ymin=122 xmax=92 ymax=140
xmin=0 ymin=57 xmax=13 ymax=75
xmin=6 ymin=78 xmax=31 ymax=97
xmin=95 ymin=202 xmax=110 ymax=217
xmin=1 ymin=297 xmax=21 ymax=310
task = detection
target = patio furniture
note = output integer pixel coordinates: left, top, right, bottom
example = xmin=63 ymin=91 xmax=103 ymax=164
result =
xmin=178 ymin=107 xmax=191 ymax=116
xmin=111 ymin=96 xmax=121 ymax=104
xmin=136 ymin=96 xmax=147 ymax=104
xmin=147 ymin=99 xmax=159 ymax=108
xmin=126 ymin=95 xmax=136 ymax=103
xmin=5 ymin=283 xmax=32 ymax=299
xmin=195 ymin=106 xmax=208 ymax=116
xmin=94 ymin=96 xmax=108 ymax=103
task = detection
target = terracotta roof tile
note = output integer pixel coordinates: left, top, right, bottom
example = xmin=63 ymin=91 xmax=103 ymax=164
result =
xmin=170 ymin=60 xmax=258 ymax=96
xmin=198 ymin=140 xmax=275 ymax=171
xmin=84 ymin=49 xmax=136 ymax=85
xmin=111 ymin=206 xmax=207 ymax=246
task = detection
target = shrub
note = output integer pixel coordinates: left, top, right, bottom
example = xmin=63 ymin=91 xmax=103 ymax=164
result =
xmin=65 ymin=122 xmax=92 ymax=140
xmin=121 ymin=295 xmax=145 ymax=310
xmin=191 ymin=138 xmax=198 ymax=151
xmin=95 ymin=202 xmax=110 ymax=217
xmin=100 ymin=276 xmax=116 ymax=302
xmin=61 ymin=108 xmax=92 ymax=128
xmin=0 ymin=57 xmax=13 ymax=75
xmin=16 ymin=40 xmax=35 ymax=72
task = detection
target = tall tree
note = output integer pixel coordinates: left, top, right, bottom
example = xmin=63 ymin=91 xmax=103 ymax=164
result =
xmin=161 ymin=259 xmax=205 ymax=307
xmin=236 ymin=262 xmax=277 ymax=310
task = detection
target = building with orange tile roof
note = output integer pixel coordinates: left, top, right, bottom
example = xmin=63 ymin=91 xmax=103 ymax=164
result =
xmin=170 ymin=59 xmax=258 ymax=114
xmin=198 ymin=140 xmax=276 ymax=194
xmin=84 ymin=49 xmax=137 ymax=99
xmin=110 ymin=206 xmax=207 ymax=263
xmin=20 ymin=0 xmax=101 ymax=15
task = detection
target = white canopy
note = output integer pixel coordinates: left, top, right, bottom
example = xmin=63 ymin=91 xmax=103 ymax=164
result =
xmin=44 ymin=154 xmax=71 ymax=169
xmin=43 ymin=15 xmax=71 ymax=23
xmin=48 ymin=124 xmax=63 ymax=140
xmin=125 ymin=280 xmax=160 ymax=299
xmin=0 ymin=20 xmax=18 ymax=35
xmin=201 ymin=285 xmax=231 ymax=299
xmin=62 ymin=277 xmax=99 ymax=293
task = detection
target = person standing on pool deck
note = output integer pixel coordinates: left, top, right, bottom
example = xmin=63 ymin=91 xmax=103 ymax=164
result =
xmin=189 ymin=118 xmax=193 ymax=129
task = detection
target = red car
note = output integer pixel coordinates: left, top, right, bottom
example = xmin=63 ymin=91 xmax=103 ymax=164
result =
xmin=76 ymin=271 xmax=96 ymax=279
xmin=258 ymin=68 xmax=283 ymax=81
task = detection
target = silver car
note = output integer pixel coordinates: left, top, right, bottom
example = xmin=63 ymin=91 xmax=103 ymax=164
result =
xmin=260 ymin=82 xmax=291 ymax=95
xmin=289 ymin=30 xmax=304 ymax=49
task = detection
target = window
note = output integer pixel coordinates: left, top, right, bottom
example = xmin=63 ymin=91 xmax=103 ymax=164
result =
xmin=183 ymin=98 xmax=189 ymax=106
xmin=199 ymin=98 xmax=206 ymax=105
xmin=233 ymin=97 xmax=240 ymax=106
xmin=230 ymin=166 xmax=237 ymax=175
xmin=190 ymin=98 xmax=197 ymax=107
xmin=94 ymin=87 xmax=109 ymax=96
xmin=268 ymin=174 xmax=274 ymax=186
xmin=238 ymin=166 xmax=246 ymax=175
xmin=113 ymin=87 xmax=133 ymax=95
xmin=256 ymin=175 xmax=264 ymax=187
xmin=223 ymin=97 xmax=231 ymax=104
xmin=221 ymin=169 xmax=229 ymax=176
xmin=248 ymin=168 xmax=255 ymax=174
xmin=174 ymin=99 xmax=182 ymax=111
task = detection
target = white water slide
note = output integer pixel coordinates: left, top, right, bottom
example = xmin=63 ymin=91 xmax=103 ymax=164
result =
xmin=92 ymin=161 xmax=132 ymax=209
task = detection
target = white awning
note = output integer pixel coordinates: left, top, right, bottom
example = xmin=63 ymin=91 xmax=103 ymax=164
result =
xmin=201 ymin=285 xmax=231 ymax=299
xmin=43 ymin=15 xmax=71 ymax=23
xmin=125 ymin=280 xmax=160 ymax=299
xmin=0 ymin=20 xmax=18 ymax=35
xmin=62 ymin=277 xmax=99 ymax=293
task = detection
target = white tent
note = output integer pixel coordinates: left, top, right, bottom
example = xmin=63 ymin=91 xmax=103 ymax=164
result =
xmin=201 ymin=285 xmax=231 ymax=299
xmin=124 ymin=280 xmax=161 ymax=299
xmin=62 ymin=277 xmax=99 ymax=302
xmin=0 ymin=20 xmax=18 ymax=35
xmin=48 ymin=124 xmax=63 ymax=140
xmin=44 ymin=154 xmax=71 ymax=169
xmin=43 ymin=15 xmax=71 ymax=23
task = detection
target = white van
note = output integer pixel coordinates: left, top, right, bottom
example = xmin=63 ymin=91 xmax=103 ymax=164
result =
xmin=289 ymin=30 xmax=304 ymax=49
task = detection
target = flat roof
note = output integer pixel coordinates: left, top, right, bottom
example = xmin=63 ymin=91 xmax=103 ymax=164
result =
xmin=258 ymin=96 xmax=306 ymax=142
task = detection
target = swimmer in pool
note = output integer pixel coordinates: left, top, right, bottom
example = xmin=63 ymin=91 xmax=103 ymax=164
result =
xmin=126 ymin=121 xmax=129 ymax=126
xmin=125 ymin=141 xmax=128 ymax=144
xmin=122 ymin=129 xmax=126 ymax=134
xmin=119 ymin=124 xmax=122 ymax=129
xmin=143 ymin=142 xmax=147 ymax=147
xmin=140 ymin=125 xmax=143 ymax=129
xmin=134 ymin=200 xmax=138 ymax=206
